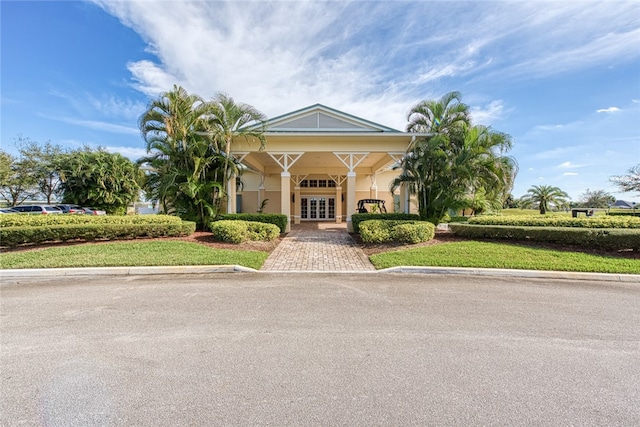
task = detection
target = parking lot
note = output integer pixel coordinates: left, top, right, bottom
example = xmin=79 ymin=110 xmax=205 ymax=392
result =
xmin=2 ymin=272 xmax=639 ymax=426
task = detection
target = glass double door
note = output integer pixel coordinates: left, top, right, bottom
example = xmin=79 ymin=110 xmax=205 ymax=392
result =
xmin=300 ymin=196 xmax=335 ymax=220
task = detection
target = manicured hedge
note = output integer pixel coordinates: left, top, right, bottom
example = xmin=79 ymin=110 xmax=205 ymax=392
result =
xmin=0 ymin=214 xmax=182 ymax=228
xmin=216 ymin=213 xmax=288 ymax=233
xmin=359 ymin=220 xmax=435 ymax=244
xmin=210 ymin=220 xmax=280 ymax=243
xmin=351 ymin=213 xmax=420 ymax=234
xmin=0 ymin=222 xmax=196 ymax=247
xmin=608 ymin=212 xmax=640 ymax=217
xmin=469 ymin=215 xmax=640 ymax=228
xmin=449 ymin=223 xmax=640 ymax=251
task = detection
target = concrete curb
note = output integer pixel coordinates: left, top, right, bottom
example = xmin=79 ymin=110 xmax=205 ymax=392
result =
xmin=0 ymin=265 xmax=257 ymax=278
xmin=1 ymin=265 xmax=639 ymax=282
xmin=377 ymin=266 xmax=640 ymax=283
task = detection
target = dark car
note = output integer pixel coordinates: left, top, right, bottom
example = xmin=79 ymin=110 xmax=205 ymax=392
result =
xmin=56 ymin=204 xmax=85 ymax=214
xmin=0 ymin=207 xmax=19 ymax=214
xmin=12 ymin=205 xmax=63 ymax=215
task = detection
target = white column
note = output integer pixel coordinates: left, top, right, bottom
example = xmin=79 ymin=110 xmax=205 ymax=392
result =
xmin=346 ymin=172 xmax=356 ymax=232
xmin=294 ymin=186 xmax=301 ymax=225
xmin=281 ymin=172 xmax=291 ymax=232
xmin=227 ymin=175 xmax=237 ymax=214
xmin=335 ymin=186 xmax=342 ymax=223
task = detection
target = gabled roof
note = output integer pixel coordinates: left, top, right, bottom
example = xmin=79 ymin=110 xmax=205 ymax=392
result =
xmin=263 ymin=104 xmax=402 ymax=133
xmin=613 ymin=200 xmax=635 ymax=208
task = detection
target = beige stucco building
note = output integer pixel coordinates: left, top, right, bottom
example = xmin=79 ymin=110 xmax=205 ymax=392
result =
xmin=227 ymin=104 xmax=423 ymax=231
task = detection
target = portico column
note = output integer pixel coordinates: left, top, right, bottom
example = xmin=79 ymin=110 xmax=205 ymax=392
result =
xmin=335 ymin=186 xmax=342 ymax=223
xmin=346 ymin=172 xmax=356 ymax=232
xmin=281 ymin=172 xmax=291 ymax=232
xmin=370 ymin=174 xmax=378 ymax=199
xmin=258 ymin=174 xmax=266 ymax=211
xmin=227 ymin=174 xmax=237 ymax=214
xmin=294 ymin=186 xmax=301 ymax=225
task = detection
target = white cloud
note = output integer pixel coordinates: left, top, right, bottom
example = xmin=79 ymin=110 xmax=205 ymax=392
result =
xmin=563 ymin=172 xmax=579 ymax=176
xmin=558 ymin=161 xmax=585 ymax=169
xmin=470 ymin=100 xmax=507 ymax=125
xmin=596 ymin=107 xmax=620 ymax=113
xmin=56 ymin=117 xmax=139 ymax=135
xmin=105 ymin=145 xmax=147 ymax=160
xmin=90 ymin=0 xmax=640 ymax=130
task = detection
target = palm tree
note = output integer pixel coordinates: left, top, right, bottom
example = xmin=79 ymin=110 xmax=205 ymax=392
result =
xmin=138 ymin=85 xmax=223 ymax=228
xmin=520 ymin=185 xmax=569 ymax=214
xmin=392 ymin=92 xmax=516 ymax=224
xmin=406 ymin=91 xmax=470 ymax=135
xmin=204 ymin=93 xmax=267 ymax=210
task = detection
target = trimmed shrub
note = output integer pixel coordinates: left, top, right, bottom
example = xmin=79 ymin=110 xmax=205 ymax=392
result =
xmin=217 ymin=213 xmax=288 ymax=233
xmin=392 ymin=222 xmax=436 ymax=244
xmin=469 ymin=215 xmax=640 ymax=229
xmin=351 ymin=213 xmax=420 ymax=234
xmin=359 ymin=220 xmax=435 ymax=244
xmin=0 ymin=221 xmax=196 ymax=247
xmin=0 ymin=214 xmax=182 ymax=228
xmin=449 ymin=223 xmax=640 ymax=251
xmin=210 ymin=220 xmax=280 ymax=243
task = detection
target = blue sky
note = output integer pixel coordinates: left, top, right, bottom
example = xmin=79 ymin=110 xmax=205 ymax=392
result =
xmin=2 ymin=0 xmax=639 ymax=201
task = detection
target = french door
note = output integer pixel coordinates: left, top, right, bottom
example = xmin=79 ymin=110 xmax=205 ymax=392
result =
xmin=300 ymin=196 xmax=335 ymax=220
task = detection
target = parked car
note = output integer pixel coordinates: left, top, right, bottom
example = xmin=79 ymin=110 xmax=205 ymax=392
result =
xmin=55 ymin=204 xmax=85 ymax=214
xmin=12 ymin=205 xmax=63 ymax=214
xmin=0 ymin=208 xmax=19 ymax=214
xmin=82 ymin=207 xmax=107 ymax=215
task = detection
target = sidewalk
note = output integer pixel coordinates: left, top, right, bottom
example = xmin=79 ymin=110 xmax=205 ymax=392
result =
xmin=260 ymin=222 xmax=375 ymax=272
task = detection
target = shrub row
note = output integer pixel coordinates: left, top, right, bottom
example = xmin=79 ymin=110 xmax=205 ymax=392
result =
xmin=359 ymin=220 xmax=435 ymax=244
xmin=351 ymin=213 xmax=420 ymax=234
xmin=216 ymin=213 xmax=288 ymax=233
xmin=0 ymin=214 xmax=182 ymax=228
xmin=449 ymin=223 xmax=640 ymax=251
xmin=0 ymin=222 xmax=196 ymax=247
xmin=469 ymin=215 xmax=640 ymax=229
xmin=210 ymin=220 xmax=280 ymax=243
xmin=608 ymin=212 xmax=640 ymax=217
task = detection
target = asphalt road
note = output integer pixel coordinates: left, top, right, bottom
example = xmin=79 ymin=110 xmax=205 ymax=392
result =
xmin=2 ymin=272 xmax=639 ymax=426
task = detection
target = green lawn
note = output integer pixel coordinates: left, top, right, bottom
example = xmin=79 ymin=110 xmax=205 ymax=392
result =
xmin=0 ymin=241 xmax=268 ymax=270
xmin=369 ymin=241 xmax=640 ymax=274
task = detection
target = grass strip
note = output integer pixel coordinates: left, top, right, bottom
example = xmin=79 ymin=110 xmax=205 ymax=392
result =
xmin=369 ymin=241 xmax=640 ymax=274
xmin=0 ymin=241 xmax=268 ymax=270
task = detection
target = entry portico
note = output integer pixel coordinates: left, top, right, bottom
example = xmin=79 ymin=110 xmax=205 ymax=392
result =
xmin=228 ymin=104 xmax=421 ymax=231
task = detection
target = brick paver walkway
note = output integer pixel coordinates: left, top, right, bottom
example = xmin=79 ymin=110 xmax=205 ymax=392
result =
xmin=261 ymin=222 xmax=375 ymax=271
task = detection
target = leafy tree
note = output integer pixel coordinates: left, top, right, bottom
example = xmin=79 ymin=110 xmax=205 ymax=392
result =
xmin=577 ymin=188 xmax=615 ymax=208
xmin=16 ymin=136 xmax=64 ymax=203
xmin=56 ymin=147 xmax=142 ymax=214
xmin=392 ymin=92 xmax=517 ymax=223
xmin=520 ymin=185 xmax=569 ymax=214
xmin=610 ymin=164 xmax=640 ymax=194
xmin=0 ymin=149 xmax=38 ymax=206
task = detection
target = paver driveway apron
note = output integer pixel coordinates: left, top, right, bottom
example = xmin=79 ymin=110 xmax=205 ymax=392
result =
xmin=261 ymin=222 xmax=375 ymax=272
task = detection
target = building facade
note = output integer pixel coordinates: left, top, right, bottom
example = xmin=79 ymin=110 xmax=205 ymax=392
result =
xmin=228 ymin=104 xmax=423 ymax=231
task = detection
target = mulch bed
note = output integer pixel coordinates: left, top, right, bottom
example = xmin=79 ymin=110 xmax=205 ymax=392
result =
xmin=2 ymin=230 xmax=638 ymax=259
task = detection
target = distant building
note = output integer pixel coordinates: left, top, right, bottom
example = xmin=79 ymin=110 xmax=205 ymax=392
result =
xmin=612 ymin=200 xmax=634 ymax=209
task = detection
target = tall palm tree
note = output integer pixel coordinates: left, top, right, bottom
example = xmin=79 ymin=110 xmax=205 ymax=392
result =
xmin=520 ymin=185 xmax=569 ymax=214
xmin=204 ymin=93 xmax=267 ymax=209
xmin=393 ymin=92 xmax=516 ymax=224
xmin=406 ymin=90 xmax=470 ymax=135
xmin=138 ymin=85 xmax=223 ymax=228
